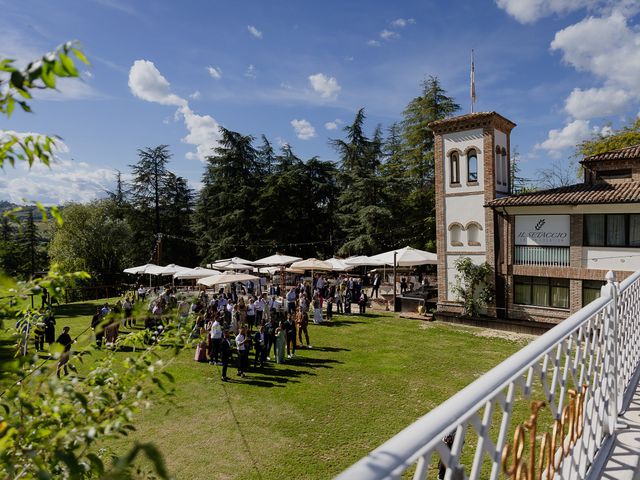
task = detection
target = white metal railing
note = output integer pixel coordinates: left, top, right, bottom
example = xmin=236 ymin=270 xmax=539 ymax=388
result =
xmin=337 ymin=269 xmax=640 ymax=480
xmin=514 ymin=246 xmax=570 ymax=267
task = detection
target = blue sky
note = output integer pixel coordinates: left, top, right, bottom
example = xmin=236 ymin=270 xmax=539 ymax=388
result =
xmin=1 ymin=0 xmax=639 ymax=204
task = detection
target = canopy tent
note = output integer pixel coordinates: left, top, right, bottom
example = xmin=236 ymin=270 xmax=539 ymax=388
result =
xmin=123 ymin=263 xmax=158 ymax=274
xmin=326 ymin=257 xmax=356 ymax=272
xmin=344 ymin=255 xmax=386 ymax=267
xmin=145 ymin=264 xmax=190 ymax=276
xmin=173 ymin=267 xmax=221 ymax=280
xmin=368 ymin=246 xmax=437 ymax=266
xmin=290 ymin=258 xmax=333 ymax=271
xmin=197 ymin=272 xmax=259 ymax=287
xmin=253 ymin=253 xmax=302 ymax=266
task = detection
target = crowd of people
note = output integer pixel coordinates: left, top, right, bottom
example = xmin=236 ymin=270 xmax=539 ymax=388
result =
xmin=26 ymin=271 xmax=413 ymax=382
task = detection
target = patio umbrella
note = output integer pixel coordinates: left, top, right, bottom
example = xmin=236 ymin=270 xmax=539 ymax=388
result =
xmin=253 ymin=253 xmax=302 ymax=266
xmin=369 ymin=246 xmax=437 ymax=266
xmin=123 ymin=263 xmax=158 ymax=274
xmin=145 ymin=264 xmax=190 ymax=276
xmin=218 ymin=262 xmax=254 ymax=271
xmin=173 ymin=267 xmax=221 ymax=280
xmin=344 ymin=255 xmax=386 ymax=266
xmin=197 ymin=272 xmax=259 ymax=287
xmin=290 ymin=258 xmax=333 ymax=271
xmin=326 ymin=257 xmax=356 ymax=272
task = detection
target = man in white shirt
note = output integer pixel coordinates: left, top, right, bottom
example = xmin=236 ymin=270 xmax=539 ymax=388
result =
xmin=255 ymin=296 xmax=265 ymax=325
xmin=235 ymin=326 xmax=248 ymax=377
xmin=137 ymin=286 xmax=146 ymax=302
xmin=209 ymin=318 xmax=223 ymax=365
xmin=287 ymin=287 xmax=297 ymax=315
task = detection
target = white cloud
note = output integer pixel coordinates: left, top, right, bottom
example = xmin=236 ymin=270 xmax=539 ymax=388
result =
xmin=128 ymin=60 xmax=221 ymax=161
xmin=551 ymin=13 xmax=640 ymax=93
xmin=291 ymin=119 xmax=316 ymax=140
xmin=324 ymin=119 xmax=343 ymax=130
xmin=128 ymin=60 xmax=186 ymax=107
xmin=189 ymin=90 xmax=201 ymax=100
xmin=380 ymin=29 xmax=400 ymax=40
xmin=247 ymin=25 xmax=263 ymax=38
xmin=207 ymin=66 xmax=222 ymax=80
xmin=565 ymin=87 xmax=633 ymax=119
xmin=391 ymin=18 xmax=415 ymax=28
xmin=245 ymin=64 xmax=256 ymax=79
xmin=308 ymin=73 xmax=341 ymax=100
xmin=535 ymin=119 xmax=592 ymax=156
xmin=367 ymin=39 xmax=381 ymax=47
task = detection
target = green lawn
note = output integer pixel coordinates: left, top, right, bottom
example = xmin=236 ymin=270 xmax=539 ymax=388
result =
xmin=38 ymin=300 xmax=531 ymax=479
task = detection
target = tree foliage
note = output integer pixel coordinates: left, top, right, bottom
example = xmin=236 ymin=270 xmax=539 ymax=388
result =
xmin=577 ymin=118 xmax=640 ymax=157
xmin=451 ymin=257 xmax=494 ymax=317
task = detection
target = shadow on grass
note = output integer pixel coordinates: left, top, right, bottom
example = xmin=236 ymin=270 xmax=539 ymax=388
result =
xmin=55 ymin=302 xmax=99 ymax=319
xmin=307 ymin=346 xmax=350 ymax=353
xmin=318 ymin=318 xmax=366 ymax=327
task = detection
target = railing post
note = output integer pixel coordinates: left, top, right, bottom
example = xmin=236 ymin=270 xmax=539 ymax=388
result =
xmin=602 ymin=270 xmax=621 ymax=433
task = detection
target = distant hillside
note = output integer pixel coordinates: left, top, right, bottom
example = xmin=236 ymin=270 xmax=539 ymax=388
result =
xmin=0 ymin=201 xmax=57 ymax=223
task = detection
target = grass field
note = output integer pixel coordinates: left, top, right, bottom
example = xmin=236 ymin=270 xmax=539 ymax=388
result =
xmin=29 ymin=299 xmax=532 ymax=479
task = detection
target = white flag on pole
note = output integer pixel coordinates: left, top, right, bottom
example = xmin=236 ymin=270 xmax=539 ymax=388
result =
xmin=470 ymin=49 xmax=476 ymax=112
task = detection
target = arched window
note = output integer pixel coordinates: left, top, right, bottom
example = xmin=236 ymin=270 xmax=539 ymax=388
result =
xmin=467 ymin=149 xmax=478 ymax=182
xmin=501 ymin=147 xmax=508 ymax=188
xmin=448 ymin=223 xmax=464 ymax=246
xmin=495 ymin=146 xmax=502 ymax=185
xmin=466 ymin=221 xmax=483 ymax=246
xmin=450 ymin=152 xmax=460 ymax=184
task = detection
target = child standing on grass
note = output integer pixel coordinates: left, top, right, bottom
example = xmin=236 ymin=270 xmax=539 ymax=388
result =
xmin=56 ymin=326 xmax=73 ymax=378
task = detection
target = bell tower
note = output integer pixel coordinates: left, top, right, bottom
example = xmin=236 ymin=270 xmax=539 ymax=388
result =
xmin=430 ymin=111 xmax=516 ymax=317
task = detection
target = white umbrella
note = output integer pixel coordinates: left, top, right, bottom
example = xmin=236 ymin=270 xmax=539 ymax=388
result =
xmin=173 ymin=267 xmax=221 ymax=280
xmin=145 ymin=264 xmax=189 ymax=276
xmin=369 ymin=246 xmax=437 ymax=266
xmin=123 ymin=263 xmax=158 ymax=274
xmin=218 ymin=262 xmax=254 ymax=271
xmin=290 ymin=258 xmax=333 ymax=271
xmin=326 ymin=257 xmax=356 ymax=272
xmin=253 ymin=253 xmax=302 ymax=266
xmin=344 ymin=255 xmax=386 ymax=266
xmin=197 ymin=272 xmax=259 ymax=287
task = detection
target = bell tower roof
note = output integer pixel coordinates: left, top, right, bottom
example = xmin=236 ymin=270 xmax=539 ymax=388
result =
xmin=429 ymin=111 xmax=516 ymax=134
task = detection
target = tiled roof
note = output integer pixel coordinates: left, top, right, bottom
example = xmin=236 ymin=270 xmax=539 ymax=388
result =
xmin=486 ymin=181 xmax=640 ymax=207
xmin=428 ymin=111 xmax=516 ymax=131
xmin=583 ymin=144 xmax=640 ymax=162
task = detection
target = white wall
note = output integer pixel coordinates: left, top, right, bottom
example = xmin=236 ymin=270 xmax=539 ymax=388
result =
xmin=444 ymin=194 xmax=486 ymax=251
xmin=583 ymin=247 xmax=640 ymax=272
xmin=445 ymin=254 xmax=487 ymax=301
xmin=444 ymin=129 xmax=484 ymax=194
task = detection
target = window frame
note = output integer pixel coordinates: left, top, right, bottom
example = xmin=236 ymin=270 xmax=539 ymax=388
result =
xmin=450 ymin=152 xmax=460 ymax=185
xmin=467 ymin=149 xmax=478 ymax=183
xmin=513 ymin=275 xmax=570 ymax=309
xmin=583 ymin=214 xmax=640 ymax=248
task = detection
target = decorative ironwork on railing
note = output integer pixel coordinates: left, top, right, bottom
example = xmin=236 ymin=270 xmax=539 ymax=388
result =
xmin=514 ymin=246 xmax=570 ymax=267
xmin=337 ymin=269 xmax=640 ymax=480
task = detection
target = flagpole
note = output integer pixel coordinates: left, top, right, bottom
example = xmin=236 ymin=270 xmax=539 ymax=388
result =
xmin=470 ymin=49 xmax=476 ymax=113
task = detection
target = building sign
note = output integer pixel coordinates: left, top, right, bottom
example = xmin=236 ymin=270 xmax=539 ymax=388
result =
xmin=515 ymin=215 xmax=570 ymax=247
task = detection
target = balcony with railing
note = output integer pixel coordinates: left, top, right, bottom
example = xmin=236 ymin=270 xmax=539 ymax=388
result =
xmin=515 ymin=245 xmax=570 ymax=267
xmin=338 ymin=269 xmax=640 ymax=480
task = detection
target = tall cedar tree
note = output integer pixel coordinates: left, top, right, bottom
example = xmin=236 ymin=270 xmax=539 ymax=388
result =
xmin=193 ymin=128 xmax=260 ymax=260
xmin=333 ymin=109 xmax=391 ymax=256
xmin=128 ymin=145 xmax=195 ymax=265
xmin=402 ymin=76 xmax=459 ymax=250
xmin=0 ymin=215 xmax=20 ymax=276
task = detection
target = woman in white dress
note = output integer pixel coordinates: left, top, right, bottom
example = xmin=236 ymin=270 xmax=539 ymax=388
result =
xmin=312 ymin=293 xmax=323 ymax=324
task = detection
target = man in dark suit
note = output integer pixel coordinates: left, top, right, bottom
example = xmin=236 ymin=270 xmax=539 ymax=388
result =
xmin=220 ymin=329 xmax=232 ymax=382
xmin=253 ymin=324 xmax=265 ymax=368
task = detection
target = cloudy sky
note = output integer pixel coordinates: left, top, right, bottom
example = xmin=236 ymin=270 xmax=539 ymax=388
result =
xmin=1 ymin=0 xmax=639 ymax=204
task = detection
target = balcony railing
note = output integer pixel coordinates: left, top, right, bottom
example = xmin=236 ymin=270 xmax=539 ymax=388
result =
xmin=337 ymin=269 xmax=640 ymax=480
xmin=514 ymin=245 xmax=570 ymax=267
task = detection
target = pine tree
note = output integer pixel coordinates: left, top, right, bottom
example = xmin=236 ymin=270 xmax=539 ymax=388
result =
xmin=332 ymin=109 xmax=391 ymax=256
xmin=401 ymin=76 xmax=459 ymax=250
xmin=193 ymin=128 xmax=260 ymax=260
